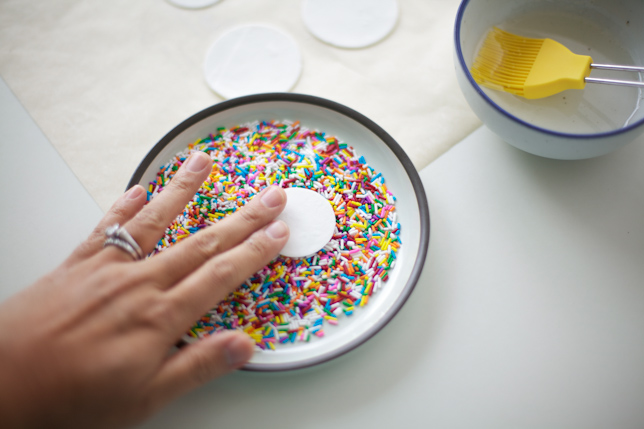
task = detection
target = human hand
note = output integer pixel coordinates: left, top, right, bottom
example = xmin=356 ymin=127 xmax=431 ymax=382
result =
xmin=0 ymin=151 xmax=289 ymax=428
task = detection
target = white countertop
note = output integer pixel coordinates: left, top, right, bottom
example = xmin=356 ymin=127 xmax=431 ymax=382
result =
xmin=2 ymin=76 xmax=644 ymax=428
xmin=0 ymin=79 xmax=103 ymax=299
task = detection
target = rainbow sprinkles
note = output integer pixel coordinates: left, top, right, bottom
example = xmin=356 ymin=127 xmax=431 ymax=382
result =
xmin=147 ymin=120 xmax=401 ymax=350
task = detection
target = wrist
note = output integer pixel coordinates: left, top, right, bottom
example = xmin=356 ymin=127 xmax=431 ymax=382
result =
xmin=0 ymin=351 xmax=36 ymax=427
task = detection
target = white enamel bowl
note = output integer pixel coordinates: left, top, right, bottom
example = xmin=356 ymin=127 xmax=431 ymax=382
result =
xmin=455 ymin=0 xmax=644 ymax=159
xmin=128 ymin=93 xmax=430 ymax=371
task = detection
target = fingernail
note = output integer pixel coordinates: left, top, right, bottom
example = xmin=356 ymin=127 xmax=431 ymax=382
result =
xmin=225 ymin=335 xmax=254 ymax=369
xmin=125 ymin=185 xmax=145 ymax=200
xmin=265 ymin=220 xmax=289 ymax=239
xmin=260 ymin=186 xmax=284 ymax=208
xmin=185 ymin=152 xmax=210 ymax=172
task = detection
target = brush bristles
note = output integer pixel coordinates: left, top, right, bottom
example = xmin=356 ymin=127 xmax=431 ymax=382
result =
xmin=470 ymin=27 xmax=544 ymax=96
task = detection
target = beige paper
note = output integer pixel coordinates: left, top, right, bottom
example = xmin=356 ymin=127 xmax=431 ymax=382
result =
xmin=0 ymin=0 xmax=480 ymax=212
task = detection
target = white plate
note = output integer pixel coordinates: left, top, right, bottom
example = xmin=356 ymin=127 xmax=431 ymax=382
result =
xmin=128 ymin=93 xmax=430 ymax=371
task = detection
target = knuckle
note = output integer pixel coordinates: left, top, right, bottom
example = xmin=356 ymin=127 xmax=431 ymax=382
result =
xmin=82 ymin=265 xmax=143 ymax=327
xmin=188 ymin=347 xmax=217 ymax=386
xmin=69 ymin=236 xmax=97 ymax=260
xmin=96 ymin=264 xmax=138 ymax=296
xmin=138 ymin=294 xmax=178 ymax=333
xmin=135 ymin=207 xmax=167 ymax=231
xmin=76 ymin=224 xmax=109 ymax=255
xmin=239 ymin=204 xmax=264 ymax=226
xmin=244 ymin=233 xmax=270 ymax=257
xmin=109 ymin=202 xmax=133 ymax=221
xmin=88 ymin=224 xmax=107 ymax=242
xmin=205 ymin=257 xmax=239 ymax=287
xmin=190 ymin=231 xmax=223 ymax=261
xmin=170 ymin=172 xmax=198 ymax=194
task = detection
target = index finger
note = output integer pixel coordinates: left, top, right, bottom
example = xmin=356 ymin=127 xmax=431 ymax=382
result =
xmin=146 ymin=186 xmax=287 ymax=287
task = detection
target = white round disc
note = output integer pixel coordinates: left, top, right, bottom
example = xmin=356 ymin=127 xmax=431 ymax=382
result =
xmin=301 ymin=0 xmax=399 ymax=48
xmin=204 ymin=25 xmax=302 ymax=99
xmin=276 ymin=188 xmax=336 ymax=258
xmin=166 ymin=0 xmax=221 ymax=9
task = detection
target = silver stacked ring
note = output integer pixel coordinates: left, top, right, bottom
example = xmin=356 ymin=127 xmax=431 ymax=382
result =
xmin=103 ymin=223 xmax=144 ymax=261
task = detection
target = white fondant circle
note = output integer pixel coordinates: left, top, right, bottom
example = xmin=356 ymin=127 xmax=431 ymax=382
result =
xmin=276 ymin=187 xmax=336 ymax=258
xmin=204 ymin=25 xmax=302 ymax=99
xmin=301 ymin=0 xmax=399 ymax=48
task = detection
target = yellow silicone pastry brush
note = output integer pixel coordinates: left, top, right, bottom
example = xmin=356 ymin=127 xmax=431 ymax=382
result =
xmin=470 ymin=27 xmax=644 ymax=99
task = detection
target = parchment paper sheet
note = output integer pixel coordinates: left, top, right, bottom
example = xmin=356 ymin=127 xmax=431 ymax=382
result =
xmin=0 ymin=0 xmax=480 ymax=211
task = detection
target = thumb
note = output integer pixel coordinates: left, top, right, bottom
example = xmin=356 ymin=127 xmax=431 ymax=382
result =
xmin=149 ymin=331 xmax=255 ymax=404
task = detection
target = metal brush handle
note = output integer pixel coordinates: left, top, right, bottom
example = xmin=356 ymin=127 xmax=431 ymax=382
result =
xmin=585 ymin=63 xmax=644 ymax=88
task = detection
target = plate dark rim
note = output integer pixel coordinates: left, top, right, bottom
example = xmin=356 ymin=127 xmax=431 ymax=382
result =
xmin=127 ymin=92 xmax=430 ymax=371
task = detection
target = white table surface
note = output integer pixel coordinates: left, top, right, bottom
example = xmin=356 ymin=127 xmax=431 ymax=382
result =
xmin=0 ymin=78 xmax=103 ymax=300
xmin=2 ymin=77 xmax=644 ymax=428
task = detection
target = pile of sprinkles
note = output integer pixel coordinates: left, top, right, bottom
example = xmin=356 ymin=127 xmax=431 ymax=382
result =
xmin=148 ymin=120 xmax=401 ymax=350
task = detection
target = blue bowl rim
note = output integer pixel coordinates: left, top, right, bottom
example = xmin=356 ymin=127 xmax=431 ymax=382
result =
xmin=454 ymin=0 xmax=644 ymax=140
xmin=127 ymin=92 xmax=431 ymax=372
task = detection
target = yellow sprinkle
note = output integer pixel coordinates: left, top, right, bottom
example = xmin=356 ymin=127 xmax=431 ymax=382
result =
xmin=364 ymin=282 xmax=373 ymax=295
xmin=381 ymin=238 xmax=391 ymax=251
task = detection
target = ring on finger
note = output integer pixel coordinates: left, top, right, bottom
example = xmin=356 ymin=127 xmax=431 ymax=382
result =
xmin=103 ymin=223 xmax=145 ymax=261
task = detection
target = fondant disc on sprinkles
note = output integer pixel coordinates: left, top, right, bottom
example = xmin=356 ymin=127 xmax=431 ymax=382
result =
xmin=147 ymin=120 xmax=401 ymax=350
xmin=277 ymin=187 xmax=336 ymax=258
